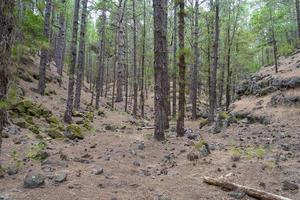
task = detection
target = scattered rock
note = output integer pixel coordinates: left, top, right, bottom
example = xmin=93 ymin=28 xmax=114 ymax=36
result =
xmin=92 ymin=166 xmax=104 ymax=175
xmin=133 ymin=160 xmax=141 ymax=167
xmin=7 ymin=166 xmax=18 ymax=175
xmin=54 ymin=171 xmax=68 ymax=183
xmin=24 ymin=172 xmax=45 ymax=188
xmin=282 ymin=180 xmax=299 ymax=191
xmin=228 ymin=190 xmax=246 ymax=199
xmin=137 ymin=142 xmax=145 ymax=150
xmin=187 ymin=152 xmax=199 ymax=161
xmin=0 ymin=193 xmax=10 ymax=200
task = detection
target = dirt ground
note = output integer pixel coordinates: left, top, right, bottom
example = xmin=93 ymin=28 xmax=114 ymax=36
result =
xmin=0 ymin=55 xmax=299 ymax=200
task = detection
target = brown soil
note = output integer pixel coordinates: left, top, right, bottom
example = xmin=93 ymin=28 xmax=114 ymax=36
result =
xmin=0 ymin=55 xmax=299 ymax=200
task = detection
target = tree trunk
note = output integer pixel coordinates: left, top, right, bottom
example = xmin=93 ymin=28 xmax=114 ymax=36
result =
xmin=153 ymin=0 xmax=167 ymax=140
xmin=0 ymin=0 xmax=14 ymax=167
xmin=112 ymin=30 xmax=118 ymax=108
xmin=209 ymin=0 xmax=219 ymax=122
xmin=176 ymin=1 xmax=186 ymax=137
xmin=269 ymin=6 xmax=278 ymax=73
xmin=38 ymin=0 xmax=52 ymax=95
xmin=172 ymin=4 xmax=177 ymax=118
xmin=116 ymin=0 xmax=127 ymax=103
xmin=296 ymin=0 xmax=300 ymax=39
xmin=74 ymin=0 xmax=88 ymax=110
xmin=162 ymin=0 xmax=170 ymax=128
xmin=225 ymin=8 xmax=232 ymax=111
xmin=125 ymin=13 xmax=129 ymax=112
xmin=55 ymin=0 xmax=66 ymax=78
xmin=140 ymin=0 xmax=146 ymax=117
xmin=132 ymin=0 xmax=138 ymax=117
xmin=63 ymin=0 xmax=80 ymax=123
xmin=95 ymin=9 xmax=106 ymax=109
xmin=191 ymin=0 xmax=200 ymax=120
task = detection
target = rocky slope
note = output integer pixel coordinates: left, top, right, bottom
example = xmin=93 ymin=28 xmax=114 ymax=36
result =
xmin=0 ymin=53 xmax=299 ymax=200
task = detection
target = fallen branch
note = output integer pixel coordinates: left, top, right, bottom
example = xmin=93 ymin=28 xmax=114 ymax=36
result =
xmin=203 ymin=177 xmax=292 ymax=200
xmin=138 ymin=127 xmax=154 ymax=130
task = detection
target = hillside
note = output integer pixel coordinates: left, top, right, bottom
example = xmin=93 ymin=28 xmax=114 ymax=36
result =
xmin=0 ymin=50 xmax=299 ymax=200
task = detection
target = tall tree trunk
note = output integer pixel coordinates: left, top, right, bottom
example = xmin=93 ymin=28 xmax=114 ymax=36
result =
xmin=296 ymin=0 xmax=300 ymax=39
xmin=63 ymin=0 xmax=80 ymax=123
xmin=125 ymin=13 xmax=129 ymax=112
xmin=0 ymin=0 xmax=15 ymax=169
xmin=112 ymin=30 xmax=118 ymax=108
xmin=209 ymin=0 xmax=219 ymax=122
xmin=132 ymin=0 xmax=138 ymax=117
xmin=38 ymin=0 xmax=52 ymax=95
xmin=162 ymin=0 xmax=170 ymax=128
xmin=172 ymin=4 xmax=177 ymax=118
xmin=153 ymin=0 xmax=167 ymax=140
xmin=116 ymin=0 xmax=127 ymax=102
xmin=269 ymin=6 xmax=278 ymax=73
xmin=176 ymin=1 xmax=186 ymax=137
xmin=74 ymin=0 xmax=88 ymax=110
xmin=55 ymin=0 xmax=66 ymax=78
xmin=140 ymin=0 xmax=146 ymax=117
xmin=191 ymin=0 xmax=200 ymax=120
xmin=95 ymin=9 xmax=106 ymax=109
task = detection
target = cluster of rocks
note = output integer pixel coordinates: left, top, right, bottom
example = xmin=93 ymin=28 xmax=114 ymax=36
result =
xmin=269 ymin=92 xmax=300 ymax=107
xmin=236 ymin=75 xmax=300 ymax=97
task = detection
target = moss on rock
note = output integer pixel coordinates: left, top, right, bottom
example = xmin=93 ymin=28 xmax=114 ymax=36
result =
xmin=65 ymin=124 xmax=84 ymax=140
xmin=28 ymin=125 xmax=40 ymax=134
xmin=47 ymin=128 xmax=64 ymax=139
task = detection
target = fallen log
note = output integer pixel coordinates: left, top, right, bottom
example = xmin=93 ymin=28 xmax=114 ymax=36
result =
xmin=203 ymin=177 xmax=292 ymax=200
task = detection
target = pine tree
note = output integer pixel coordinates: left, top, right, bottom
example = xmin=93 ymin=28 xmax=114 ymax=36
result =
xmin=64 ymin=0 xmax=80 ymax=123
xmin=38 ymin=0 xmax=52 ymax=95
xmin=176 ymin=0 xmax=186 ymax=137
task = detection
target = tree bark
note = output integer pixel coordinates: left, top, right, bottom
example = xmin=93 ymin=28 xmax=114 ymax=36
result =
xmin=95 ymin=9 xmax=106 ymax=109
xmin=176 ymin=1 xmax=186 ymax=137
xmin=63 ymin=0 xmax=80 ymax=123
xmin=153 ymin=0 xmax=167 ymax=140
xmin=296 ymin=0 xmax=300 ymax=39
xmin=191 ymin=0 xmax=200 ymax=120
xmin=74 ymin=0 xmax=88 ymax=110
xmin=132 ymin=0 xmax=138 ymax=117
xmin=172 ymin=4 xmax=177 ymax=118
xmin=140 ymin=0 xmax=146 ymax=118
xmin=162 ymin=0 xmax=170 ymax=128
xmin=55 ymin=0 xmax=66 ymax=78
xmin=116 ymin=0 xmax=127 ymax=103
xmin=209 ymin=0 xmax=219 ymax=123
xmin=0 ymin=0 xmax=14 ymax=167
xmin=38 ymin=0 xmax=52 ymax=95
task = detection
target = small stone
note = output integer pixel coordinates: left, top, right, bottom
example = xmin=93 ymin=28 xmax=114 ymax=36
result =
xmin=12 ymin=137 xmax=22 ymax=144
xmin=231 ymin=155 xmax=241 ymax=162
xmin=187 ymin=152 xmax=199 ymax=161
xmin=0 ymin=193 xmax=10 ymax=200
xmin=92 ymin=166 xmax=104 ymax=175
xmin=54 ymin=171 xmax=68 ymax=183
xmin=138 ymin=142 xmax=145 ymax=150
xmin=24 ymin=172 xmax=45 ymax=188
xmin=133 ymin=160 xmax=141 ymax=167
xmin=7 ymin=166 xmax=18 ymax=175
xmin=282 ymin=180 xmax=299 ymax=191
xmin=281 ymin=144 xmax=290 ymax=151
xmin=228 ymin=190 xmax=246 ymax=199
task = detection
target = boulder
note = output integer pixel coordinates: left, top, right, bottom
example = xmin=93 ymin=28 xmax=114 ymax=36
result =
xmin=24 ymin=173 xmax=45 ymax=188
xmin=64 ymin=124 xmax=84 ymax=140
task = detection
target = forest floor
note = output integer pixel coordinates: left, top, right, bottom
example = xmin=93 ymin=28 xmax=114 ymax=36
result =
xmin=0 ymin=53 xmax=300 ymax=200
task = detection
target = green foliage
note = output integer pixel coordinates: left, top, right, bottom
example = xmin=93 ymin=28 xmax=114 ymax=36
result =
xmin=27 ymin=141 xmax=47 ymax=161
